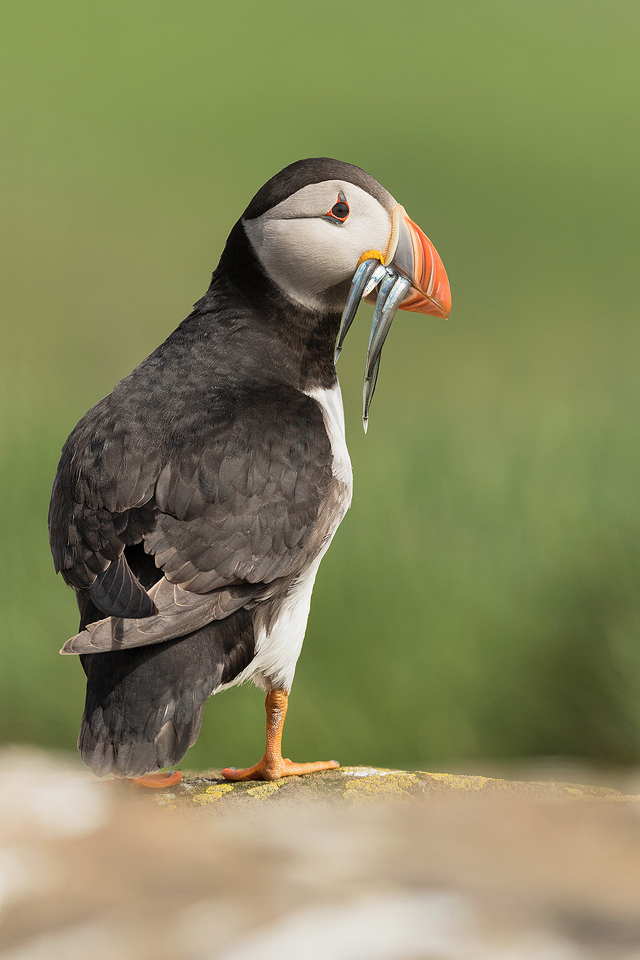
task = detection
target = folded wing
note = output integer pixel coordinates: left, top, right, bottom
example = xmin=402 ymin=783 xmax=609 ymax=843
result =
xmin=49 ymin=384 xmax=333 ymax=650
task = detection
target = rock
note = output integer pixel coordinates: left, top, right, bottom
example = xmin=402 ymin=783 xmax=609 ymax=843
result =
xmin=2 ymin=751 xmax=640 ymax=960
xmin=156 ymin=764 xmax=640 ymax=810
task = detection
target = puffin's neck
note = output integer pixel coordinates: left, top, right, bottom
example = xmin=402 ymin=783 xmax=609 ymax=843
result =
xmin=210 ymin=220 xmax=342 ymax=392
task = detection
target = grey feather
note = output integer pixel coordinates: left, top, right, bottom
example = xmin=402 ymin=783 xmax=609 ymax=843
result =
xmin=62 ymin=578 xmax=270 ymax=655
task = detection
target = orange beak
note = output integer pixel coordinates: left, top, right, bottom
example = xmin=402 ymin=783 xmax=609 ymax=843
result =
xmin=392 ymin=209 xmax=451 ymax=319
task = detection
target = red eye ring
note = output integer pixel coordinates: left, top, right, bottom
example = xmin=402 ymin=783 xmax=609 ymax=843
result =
xmin=324 ymin=192 xmax=349 ymax=223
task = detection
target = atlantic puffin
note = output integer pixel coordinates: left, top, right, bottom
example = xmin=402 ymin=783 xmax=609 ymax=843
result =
xmin=49 ymin=158 xmax=451 ymax=786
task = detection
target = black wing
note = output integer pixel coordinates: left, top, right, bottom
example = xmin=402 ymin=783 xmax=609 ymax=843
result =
xmin=49 ymin=393 xmax=162 ymax=617
xmin=49 ymin=381 xmax=334 ymax=643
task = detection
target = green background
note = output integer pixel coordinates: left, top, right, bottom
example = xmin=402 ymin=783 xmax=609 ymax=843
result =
xmin=2 ymin=0 xmax=640 ymax=771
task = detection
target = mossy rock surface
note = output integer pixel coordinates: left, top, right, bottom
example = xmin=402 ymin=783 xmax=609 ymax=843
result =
xmin=152 ymin=765 xmax=640 ymax=810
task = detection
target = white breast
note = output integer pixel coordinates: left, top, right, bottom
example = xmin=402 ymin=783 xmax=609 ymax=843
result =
xmin=305 ymin=382 xmax=353 ymax=490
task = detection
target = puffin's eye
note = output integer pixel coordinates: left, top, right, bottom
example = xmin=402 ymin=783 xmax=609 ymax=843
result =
xmin=324 ymin=192 xmax=350 ymax=224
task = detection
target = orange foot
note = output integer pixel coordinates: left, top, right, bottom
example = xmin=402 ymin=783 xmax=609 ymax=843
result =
xmin=220 ymin=688 xmax=339 ymax=782
xmin=222 ymin=757 xmax=339 ymax=782
xmin=130 ymin=770 xmax=183 ymax=789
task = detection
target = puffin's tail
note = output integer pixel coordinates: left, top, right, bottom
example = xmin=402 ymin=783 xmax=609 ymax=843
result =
xmin=77 ymin=609 xmax=255 ymax=779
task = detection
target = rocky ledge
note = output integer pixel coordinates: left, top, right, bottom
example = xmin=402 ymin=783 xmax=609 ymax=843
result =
xmin=152 ymin=764 xmax=640 ymax=809
xmin=3 ymin=751 xmax=640 ymax=960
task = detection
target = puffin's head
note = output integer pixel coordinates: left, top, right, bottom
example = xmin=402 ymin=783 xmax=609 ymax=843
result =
xmin=241 ymin=158 xmax=451 ymax=427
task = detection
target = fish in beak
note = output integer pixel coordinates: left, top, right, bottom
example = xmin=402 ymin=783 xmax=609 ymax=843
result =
xmin=335 ymin=205 xmax=451 ymax=431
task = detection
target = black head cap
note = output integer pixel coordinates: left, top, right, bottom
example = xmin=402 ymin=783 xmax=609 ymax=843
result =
xmin=242 ymin=158 xmax=394 ymax=221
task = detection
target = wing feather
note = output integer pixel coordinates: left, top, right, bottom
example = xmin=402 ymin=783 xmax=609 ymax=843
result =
xmin=89 ymin=554 xmax=156 ymax=618
xmin=61 ymin=579 xmax=271 ymax=654
xmin=50 ymin=380 xmax=334 ymax=632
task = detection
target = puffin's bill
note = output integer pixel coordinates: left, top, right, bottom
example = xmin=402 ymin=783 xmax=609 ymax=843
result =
xmin=396 ymin=213 xmax=451 ymax=318
xmin=334 ymin=258 xmax=380 ymax=362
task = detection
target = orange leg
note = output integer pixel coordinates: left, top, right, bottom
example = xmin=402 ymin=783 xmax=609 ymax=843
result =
xmin=130 ymin=770 xmax=183 ymax=788
xmin=221 ymin=689 xmax=339 ymax=781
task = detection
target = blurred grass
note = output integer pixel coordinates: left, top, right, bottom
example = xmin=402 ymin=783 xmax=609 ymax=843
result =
xmin=2 ymin=0 xmax=640 ymax=769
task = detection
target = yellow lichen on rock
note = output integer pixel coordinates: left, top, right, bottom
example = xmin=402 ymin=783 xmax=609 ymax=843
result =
xmin=341 ymin=768 xmax=421 ymax=802
xmin=422 ymin=772 xmax=495 ymax=791
xmin=192 ymin=783 xmax=235 ymax=804
xmin=246 ymin=781 xmax=283 ymax=799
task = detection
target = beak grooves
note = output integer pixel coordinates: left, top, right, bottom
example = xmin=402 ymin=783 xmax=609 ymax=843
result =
xmin=399 ymin=215 xmax=451 ymax=318
xmin=382 ymin=204 xmax=405 ymax=265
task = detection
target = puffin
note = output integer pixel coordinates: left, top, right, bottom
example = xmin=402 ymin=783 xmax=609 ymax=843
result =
xmin=48 ymin=158 xmax=451 ymax=786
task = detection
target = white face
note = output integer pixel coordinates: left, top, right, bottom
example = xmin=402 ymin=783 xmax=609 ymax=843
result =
xmin=243 ymin=180 xmax=396 ymax=312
